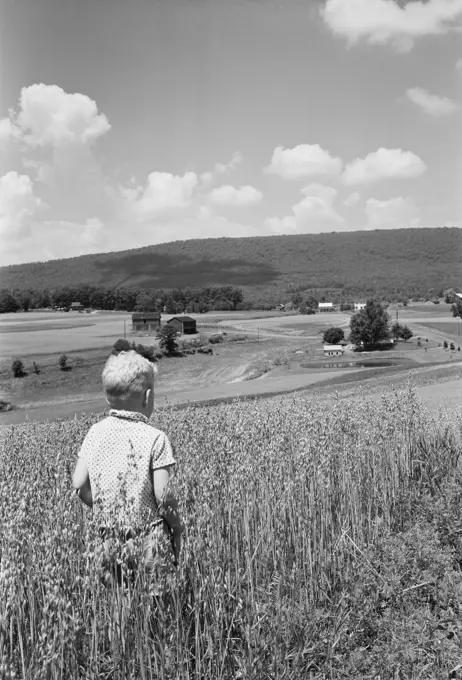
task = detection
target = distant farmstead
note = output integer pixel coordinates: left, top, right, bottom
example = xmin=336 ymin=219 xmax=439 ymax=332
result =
xmin=167 ymin=316 xmax=197 ymax=335
xmin=354 ymin=302 xmax=366 ymax=311
xmin=318 ymin=302 xmax=333 ymax=313
xmin=70 ymin=301 xmax=84 ymax=312
xmin=131 ymin=312 xmax=161 ymax=332
xmin=323 ymin=344 xmax=344 ymax=356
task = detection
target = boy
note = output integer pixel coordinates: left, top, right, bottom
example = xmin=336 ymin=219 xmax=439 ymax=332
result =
xmin=72 ymin=350 xmax=184 ymax=574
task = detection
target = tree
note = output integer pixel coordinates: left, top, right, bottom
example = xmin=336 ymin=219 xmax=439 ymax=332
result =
xmin=12 ymin=359 xmax=25 ymax=378
xmin=349 ymin=299 xmax=391 ymax=348
xmin=323 ymin=327 xmax=345 ymax=345
xmin=59 ymin=353 xmax=69 ymax=370
xmin=299 ymin=302 xmax=316 ymax=315
xmin=451 ymin=300 xmax=462 ymax=318
xmin=400 ymin=325 xmax=413 ymax=342
xmin=0 ymin=290 xmax=20 ymax=314
xmin=305 ymin=295 xmax=319 ymax=312
xmin=291 ymin=292 xmax=303 ymax=308
xmin=157 ymin=325 xmax=179 ymax=355
xmin=391 ymin=322 xmax=402 ymax=340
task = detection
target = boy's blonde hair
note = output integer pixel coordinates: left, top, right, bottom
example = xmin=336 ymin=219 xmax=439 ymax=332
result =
xmin=102 ymin=350 xmax=157 ymax=402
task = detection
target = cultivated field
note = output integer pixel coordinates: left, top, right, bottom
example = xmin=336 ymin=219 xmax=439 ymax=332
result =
xmin=2 ymin=389 xmax=462 ymax=678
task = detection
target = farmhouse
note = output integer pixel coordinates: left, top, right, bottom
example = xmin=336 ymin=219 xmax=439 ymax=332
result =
xmin=131 ymin=312 xmax=161 ymax=332
xmin=167 ymin=315 xmax=197 ymax=335
xmin=323 ymin=344 xmax=344 ymax=356
xmin=70 ymin=301 xmax=84 ymax=312
xmin=354 ymin=302 xmax=366 ymax=311
xmin=318 ymin=302 xmax=334 ymax=313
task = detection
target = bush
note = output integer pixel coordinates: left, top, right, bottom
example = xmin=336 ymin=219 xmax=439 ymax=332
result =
xmin=32 ymin=361 xmax=40 ymax=375
xmin=443 ymin=341 xmax=448 ymax=349
xmin=209 ymin=334 xmax=225 ymax=344
xmin=12 ymin=359 xmax=25 ymax=378
xmin=0 ymin=399 xmax=14 ymax=412
xmin=59 ymin=353 xmax=69 ymax=370
xmin=112 ymin=338 xmax=131 ymax=354
xmin=450 ymin=342 xmax=455 ymax=351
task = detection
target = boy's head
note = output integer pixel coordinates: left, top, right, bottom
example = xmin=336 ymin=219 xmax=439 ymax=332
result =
xmin=102 ymin=350 xmax=157 ymax=417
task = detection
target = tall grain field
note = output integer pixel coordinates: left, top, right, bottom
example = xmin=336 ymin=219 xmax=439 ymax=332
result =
xmin=1 ymin=386 xmax=462 ymax=679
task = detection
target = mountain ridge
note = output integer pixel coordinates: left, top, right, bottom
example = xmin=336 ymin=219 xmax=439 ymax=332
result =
xmin=1 ymin=228 xmax=461 ymax=300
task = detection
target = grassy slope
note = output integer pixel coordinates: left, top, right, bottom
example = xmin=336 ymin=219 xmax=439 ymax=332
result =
xmin=0 ymin=227 xmax=460 ymax=298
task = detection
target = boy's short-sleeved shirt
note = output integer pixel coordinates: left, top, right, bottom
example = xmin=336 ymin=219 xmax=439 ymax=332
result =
xmin=78 ymin=409 xmax=176 ymax=529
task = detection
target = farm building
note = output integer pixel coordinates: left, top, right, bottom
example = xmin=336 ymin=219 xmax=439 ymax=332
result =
xmin=323 ymin=344 xmax=344 ymax=356
xmin=70 ymin=301 xmax=84 ymax=312
xmin=354 ymin=302 xmax=366 ymax=311
xmin=318 ymin=302 xmax=334 ymax=313
xmin=167 ymin=315 xmax=197 ymax=335
xmin=131 ymin=312 xmax=161 ymax=332
xmin=456 ymin=293 xmax=462 ymax=299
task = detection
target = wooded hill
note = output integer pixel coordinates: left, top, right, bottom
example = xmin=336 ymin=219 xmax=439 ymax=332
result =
xmin=1 ymin=228 xmax=460 ymax=302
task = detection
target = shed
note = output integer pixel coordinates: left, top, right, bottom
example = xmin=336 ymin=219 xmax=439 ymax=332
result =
xmin=318 ymin=302 xmax=333 ymax=313
xmin=70 ymin=301 xmax=84 ymax=312
xmin=131 ymin=312 xmax=161 ymax=332
xmin=323 ymin=344 xmax=344 ymax=356
xmin=167 ymin=315 xmax=197 ymax=335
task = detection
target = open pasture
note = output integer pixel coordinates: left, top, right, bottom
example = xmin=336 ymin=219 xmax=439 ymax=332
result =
xmin=2 ymin=389 xmax=462 ymax=678
xmin=414 ymin=320 xmax=461 ymax=339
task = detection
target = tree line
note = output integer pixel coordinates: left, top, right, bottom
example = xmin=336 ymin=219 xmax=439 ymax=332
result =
xmin=0 ymin=285 xmax=245 ymax=314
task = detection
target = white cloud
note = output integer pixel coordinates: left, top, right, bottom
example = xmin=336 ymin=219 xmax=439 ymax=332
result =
xmin=456 ymin=58 xmax=462 ymax=72
xmin=265 ymin=144 xmax=343 ymax=180
xmin=406 ymin=87 xmax=457 ymax=116
xmin=208 ymin=184 xmax=263 ymax=207
xmin=0 ymin=171 xmax=46 ymax=239
xmin=343 ymin=191 xmax=361 ymax=206
xmin=122 ymin=171 xmax=199 ymax=219
xmin=342 ymin=148 xmax=426 ymax=185
xmin=10 ymin=84 xmax=111 ymax=146
xmin=215 ymin=152 xmax=243 ymax=174
xmin=0 ymin=118 xmax=21 ymax=147
xmin=266 ymin=183 xmax=345 ymax=233
xmin=321 ymin=0 xmax=462 ymax=52
xmin=365 ymin=196 xmax=420 ymax=230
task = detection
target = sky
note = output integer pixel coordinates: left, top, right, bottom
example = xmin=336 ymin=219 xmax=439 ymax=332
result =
xmin=1 ymin=0 xmax=461 ymax=265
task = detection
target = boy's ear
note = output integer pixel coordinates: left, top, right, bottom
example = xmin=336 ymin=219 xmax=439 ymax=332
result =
xmin=143 ymin=388 xmax=151 ymax=406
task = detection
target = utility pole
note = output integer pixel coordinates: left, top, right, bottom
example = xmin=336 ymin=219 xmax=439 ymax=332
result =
xmin=124 ymin=319 xmax=126 ymax=340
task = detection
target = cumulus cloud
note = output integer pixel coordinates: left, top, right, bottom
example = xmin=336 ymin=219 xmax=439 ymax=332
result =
xmin=342 ymin=148 xmax=426 ymax=185
xmin=208 ymin=184 xmax=263 ymax=207
xmin=365 ymin=196 xmax=420 ymax=230
xmin=0 ymin=118 xmax=22 ymax=147
xmin=265 ymin=144 xmax=343 ymax=180
xmin=122 ymin=171 xmax=199 ymax=220
xmin=343 ymin=191 xmax=361 ymax=206
xmin=321 ymin=0 xmax=462 ymax=52
xmin=215 ymin=152 xmax=243 ymax=174
xmin=0 ymin=171 xmax=46 ymax=238
xmin=406 ymin=87 xmax=457 ymax=116
xmin=266 ymin=183 xmax=345 ymax=233
xmin=7 ymin=84 xmax=111 ymax=146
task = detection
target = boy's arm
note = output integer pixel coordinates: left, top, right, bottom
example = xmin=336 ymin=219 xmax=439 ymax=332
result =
xmin=153 ymin=467 xmax=184 ymax=561
xmin=72 ymin=458 xmax=93 ymax=508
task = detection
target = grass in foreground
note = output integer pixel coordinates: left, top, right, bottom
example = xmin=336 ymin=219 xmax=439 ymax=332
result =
xmin=1 ymin=387 xmax=462 ymax=678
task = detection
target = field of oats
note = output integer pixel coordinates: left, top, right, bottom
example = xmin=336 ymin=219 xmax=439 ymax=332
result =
xmin=2 ymin=388 xmax=462 ymax=679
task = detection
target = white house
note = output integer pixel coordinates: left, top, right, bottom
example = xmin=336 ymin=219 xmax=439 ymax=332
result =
xmin=318 ymin=302 xmax=334 ymax=313
xmin=323 ymin=344 xmax=344 ymax=356
xmin=354 ymin=302 xmax=366 ymax=311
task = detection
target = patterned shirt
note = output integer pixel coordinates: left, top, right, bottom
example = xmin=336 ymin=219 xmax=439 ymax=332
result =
xmin=78 ymin=409 xmax=176 ymax=529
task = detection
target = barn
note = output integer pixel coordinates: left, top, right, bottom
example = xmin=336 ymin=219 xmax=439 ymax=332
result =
xmin=70 ymin=301 xmax=84 ymax=312
xmin=131 ymin=312 xmax=161 ymax=332
xmin=167 ymin=315 xmax=197 ymax=335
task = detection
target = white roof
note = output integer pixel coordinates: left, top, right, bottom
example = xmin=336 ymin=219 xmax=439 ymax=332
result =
xmin=456 ymin=293 xmax=462 ymax=299
xmin=318 ymin=302 xmax=333 ymax=308
xmin=323 ymin=344 xmax=343 ymax=350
